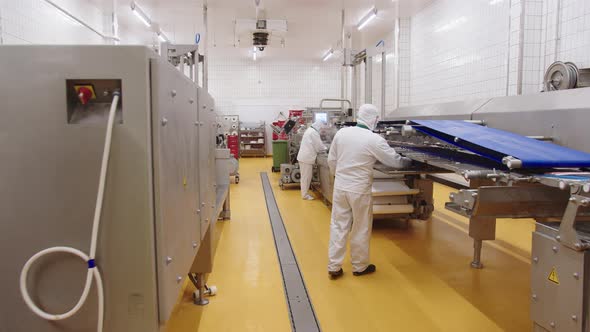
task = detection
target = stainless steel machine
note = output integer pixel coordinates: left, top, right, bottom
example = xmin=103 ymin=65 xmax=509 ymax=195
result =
xmin=0 ymin=45 xmax=227 ymax=332
xmin=381 ymin=87 xmax=590 ymax=332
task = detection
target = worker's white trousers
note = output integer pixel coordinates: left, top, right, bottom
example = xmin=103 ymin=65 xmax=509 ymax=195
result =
xmin=328 ymin=189 xmax=373 ymax=273
xmin=299 ymin=162 xmax=314 ymax=198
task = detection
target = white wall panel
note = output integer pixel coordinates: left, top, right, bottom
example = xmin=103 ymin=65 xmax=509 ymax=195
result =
xmin=209 ymin=58 xmax=341 ymax=154
xmin=555 ymin=0 xmax=590 ymax=67
xmin=0 ymin=0 xmax=104 ymax=44
xmin=408 ymin=0 xmax=511 ymax=105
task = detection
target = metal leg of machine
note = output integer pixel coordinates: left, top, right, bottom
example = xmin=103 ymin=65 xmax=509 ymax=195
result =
xmin=189 ymin=273 xmax=217 ymax=306
xmin=468 ymin=217 xmax=496 ymax=269
xmin=471 ymin=239 xmax=485 ymax=269
xmin=221 ymin=194 xmax=231 ymax=220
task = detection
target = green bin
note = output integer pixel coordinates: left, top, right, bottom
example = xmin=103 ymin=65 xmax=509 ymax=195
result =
xmin=272 ymin=140 xmax=289 ymax=172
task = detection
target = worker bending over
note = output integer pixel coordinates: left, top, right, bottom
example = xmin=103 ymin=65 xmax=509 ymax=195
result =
xmin=297 ymin=120 xmax=327 ymax=200
xmin=327 ymin=104 xmax=411 ymax=279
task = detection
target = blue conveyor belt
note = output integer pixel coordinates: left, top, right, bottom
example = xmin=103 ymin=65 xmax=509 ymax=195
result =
xmin=411 ymin=120 xmax=590 ymax=168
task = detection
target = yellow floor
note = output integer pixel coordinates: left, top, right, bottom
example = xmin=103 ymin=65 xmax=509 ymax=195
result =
xmin=166 ymin=158 xmax=533 ymax=332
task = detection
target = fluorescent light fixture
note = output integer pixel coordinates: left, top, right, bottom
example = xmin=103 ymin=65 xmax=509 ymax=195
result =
xmin=157 ymin=30 xmax=169 ymax=43
xmin=489 ymin=0 xmax=504 ymax=4
xmin=434 ymin=16 xmax=467 ymax=33
xmin=130 ymin=1 xmax=152 ymax=27
xmin=357 ymin=7 xmax=377 ymax=31
xmin=322 ymin=49 xmax=334 ymax=61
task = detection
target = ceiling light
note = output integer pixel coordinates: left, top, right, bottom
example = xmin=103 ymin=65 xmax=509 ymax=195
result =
xmin=252 ymin=47 xmax=257 ymax=61
xmin=157 ymin=30 xmax=169 ymax=43
xmin=130 ymin=1 xmax=151 ymax=27
xmin=489 ymin=0 xmax=504 ymax=4
xmin=322 ymin=49 xmax=334 ymax=62
xmin=357 ymin=7 xmax=377 ymax=31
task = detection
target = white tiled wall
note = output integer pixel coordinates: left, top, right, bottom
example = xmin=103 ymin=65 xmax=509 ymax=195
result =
xmin=522 ymin=0 xmax=545 ymax=94
xmin=508 ymin=0 xmax=523 ymax=95
xmin=209 ymin=57 xmax=341 ymax=154
xmin=550 ymin=0 xmax=590 ymax=67
xmin=0 ymin=0 xmax=105 ymax=44
xmin=398 ymin=18 xmax=411 ymax=106
xmin=388 ymin=0 xmax=590 ymax=106
xmin=408 ymin=0 xmax=511 ymax=105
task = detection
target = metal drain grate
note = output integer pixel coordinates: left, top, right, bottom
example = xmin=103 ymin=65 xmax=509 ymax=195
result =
xmin=260 ymin=172 xmax=321 ymax=332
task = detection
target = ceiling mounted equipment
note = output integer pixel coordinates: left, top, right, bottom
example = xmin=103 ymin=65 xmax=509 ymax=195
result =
xmin=235 ymin=19 xmax=288 ymax=51
xmin=253 ymin=32 xmax=269 ymax=51
xmin=256 ymin=19 xmax=267 ymax=30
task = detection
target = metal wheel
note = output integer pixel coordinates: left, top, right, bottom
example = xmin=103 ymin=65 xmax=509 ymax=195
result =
xmin=544 ymin=61 xmax=578 ymax=91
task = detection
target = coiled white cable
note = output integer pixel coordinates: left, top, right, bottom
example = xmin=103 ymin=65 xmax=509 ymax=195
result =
xmin=19 ymin=92 xmax=120 ymax=332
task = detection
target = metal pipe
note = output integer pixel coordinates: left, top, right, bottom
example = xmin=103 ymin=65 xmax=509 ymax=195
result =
xmin=44 ymin=0 xmax=119 ymax=41
xmin=189 ymin=53 xmax=195 ymax=81
xmin=203 ymin=2 xmax=209 ymax=91
xmin=554 ymin=0 xmax=562 ymax=60
xmin=463 ymin=120 xmax=485 ymax=125
xmin=340 ymin=9 xmax=346 ymax=111
xmin=381 ymin=51 xmax=386 ymax=119
xmin=352 ymin=65 xmax=358 ymax=113
xmin=516 ymin=0 xmax=525 ymax=95
xmin=319 ymin=99 xmax=352 ymax=113
xmin=365 ymin=57 xmax=372 ymax=104
xmin=505 ymin=0 xmax=513 ymax=96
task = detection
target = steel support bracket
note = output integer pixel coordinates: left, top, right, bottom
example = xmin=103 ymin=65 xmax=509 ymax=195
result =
xmin=558 ymin=193 xmax=590 ymax=251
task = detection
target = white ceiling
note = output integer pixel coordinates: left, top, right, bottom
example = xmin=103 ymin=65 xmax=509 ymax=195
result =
xmin=111 ymin=0 xmax=433 ymax=61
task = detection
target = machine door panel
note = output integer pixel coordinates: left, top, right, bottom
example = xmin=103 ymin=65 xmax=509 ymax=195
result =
xmin=197 ymin=88 xmax=216 ymax=237
xmin=150 ymin=59 xmax=201 ymax=322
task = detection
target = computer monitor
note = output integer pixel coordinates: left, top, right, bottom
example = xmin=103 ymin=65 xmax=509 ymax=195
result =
xmin=314 ymin=112 xmax=327 ymax=124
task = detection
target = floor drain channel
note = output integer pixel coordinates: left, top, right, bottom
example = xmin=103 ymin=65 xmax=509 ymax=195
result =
xmin=260 ymin=172 xmax=321 ymax=332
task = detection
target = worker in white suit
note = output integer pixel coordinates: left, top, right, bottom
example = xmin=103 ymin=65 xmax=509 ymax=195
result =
xmin=327 ymin=104 xmax=412 ymax=279
xmin=297 ymin=120 xmax=327 ymax=200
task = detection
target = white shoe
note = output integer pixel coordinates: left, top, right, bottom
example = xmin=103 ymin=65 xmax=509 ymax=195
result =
xmin=303 ymin=194 xmax=315 ymax=201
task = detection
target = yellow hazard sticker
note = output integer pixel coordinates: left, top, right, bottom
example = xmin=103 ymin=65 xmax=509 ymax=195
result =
xmin=548 ymin=267 xmax=560 ymax=285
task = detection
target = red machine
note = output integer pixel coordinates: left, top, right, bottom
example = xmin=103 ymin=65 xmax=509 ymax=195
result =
xmin=227 ymin=135 xmax=239 ymax=159
xmin=289 ymin=110 xmax=305 ymax=124
xmin=271 ymin=110 xmax=306 ymax=141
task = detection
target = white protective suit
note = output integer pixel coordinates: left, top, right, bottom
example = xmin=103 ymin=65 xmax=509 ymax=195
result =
xmin=327 ymin=104 xmax=411 ymax=273
xmin=297 ymin=120 xmax=327 ymax=199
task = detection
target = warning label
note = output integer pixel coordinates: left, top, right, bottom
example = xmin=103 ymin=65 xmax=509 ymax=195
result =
xmin=548 ymin=267 xmax=560 ymax=285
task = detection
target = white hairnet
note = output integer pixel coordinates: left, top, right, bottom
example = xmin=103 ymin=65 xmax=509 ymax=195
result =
xmin=357 ymin=104 xmax=379 ymax=130
xmin=311 ymin=119 xmax=325 ymax=131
